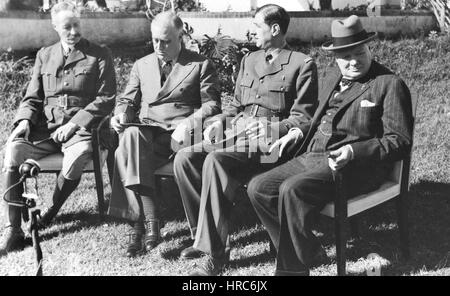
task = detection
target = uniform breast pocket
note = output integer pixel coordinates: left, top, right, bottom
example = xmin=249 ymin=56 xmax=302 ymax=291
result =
xmin=41 ymin=71 xmax=57 ymax=92
xmin=268 ymin=81 xmax=291 ymax=112
xmin=74 ymin=67 xmax=95 ymax=91
xmin=239 ymin=76 xmax=254 ymax=103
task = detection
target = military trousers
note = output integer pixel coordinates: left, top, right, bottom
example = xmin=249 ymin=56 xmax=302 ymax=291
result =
xmin=173 ymin=139 xmax=280 ymax=257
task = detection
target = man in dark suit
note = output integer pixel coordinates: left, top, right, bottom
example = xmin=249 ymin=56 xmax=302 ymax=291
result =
xmin=173 ymin=4 xmax=318 ymax=275
xmin=0 ymin=2 xmax=116 ymax=255
xmin=247 ymin=15 xmax=414 ymax=276
xmin=107 ymin=11 xmax=221 ymax=257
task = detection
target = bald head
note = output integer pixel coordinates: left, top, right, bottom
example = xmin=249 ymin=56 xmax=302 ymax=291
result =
xmin=151 ymin=11 xmax=184 ymax=34
xmin=151 ymin=11 xmax=184 ymax=62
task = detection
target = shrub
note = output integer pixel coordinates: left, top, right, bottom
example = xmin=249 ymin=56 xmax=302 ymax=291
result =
xmin=0 ymin=51 xmax=33 ymax=111
xmin=198 ymin=29 xmax=258 ymax=95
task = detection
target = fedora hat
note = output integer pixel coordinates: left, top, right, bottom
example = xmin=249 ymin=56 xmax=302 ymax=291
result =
xmin=322 ymin=15 xmax=377 ymax=51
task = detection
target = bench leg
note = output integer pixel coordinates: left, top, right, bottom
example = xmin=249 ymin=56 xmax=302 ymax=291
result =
xmin=335 ymin=213 xmax=347 ymax=276
xmin=395 ymin=193 xmax=410 ymax=259
xmin=349 ymin=216 xmax=360 ymax=240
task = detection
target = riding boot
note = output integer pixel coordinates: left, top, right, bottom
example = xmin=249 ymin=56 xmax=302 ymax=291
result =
xmin=0 ymin=168 xmax=25 ymax=256
xmin=38 ymin=173 xmax=80 ymax=228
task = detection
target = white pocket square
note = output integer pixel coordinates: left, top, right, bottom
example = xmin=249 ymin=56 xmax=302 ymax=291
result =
xmin=360 ymin=100 xmax=376 ymax=107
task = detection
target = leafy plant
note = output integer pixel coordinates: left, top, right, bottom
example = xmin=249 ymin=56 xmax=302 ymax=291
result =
xmin=199 ymin=28 xmax=257 ymax=95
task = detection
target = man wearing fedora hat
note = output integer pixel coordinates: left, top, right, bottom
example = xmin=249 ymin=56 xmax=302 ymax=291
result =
xmin=247 ymin=15 xmax=414 ymax=275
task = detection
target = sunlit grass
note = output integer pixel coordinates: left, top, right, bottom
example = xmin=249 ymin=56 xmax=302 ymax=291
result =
xmin=0 ymin=35 xmax=449 ymax=276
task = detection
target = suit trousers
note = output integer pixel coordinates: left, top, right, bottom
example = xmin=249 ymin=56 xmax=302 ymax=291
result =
xmin=247 ymin=152 xmax=387 ymax=275
xmin=173 ymin=139 xmax=277 ymax=257
xmin=108 ymin=126 xmax=172 ymax=221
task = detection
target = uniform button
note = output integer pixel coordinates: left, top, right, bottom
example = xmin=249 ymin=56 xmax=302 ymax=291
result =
xmin=282 ymin=76 xmax=286 ymax=80
xmin=64 ymin=70 xmax=69 ymax=75
xmin=327 ymin=112 xmax=332 ymax=116
xmin=322 ymin=121 xmax=326 ymax=124
xmin=64 ymin=81 xmax=69 ymax=86
xmin=280 ymin=87 xmax=284 ymax=91
xmin=179 ymin=88 xmax=184 ymax=92
xmin=260 ymin=79 xmax=264 ymax=84
xmin=256 ymin=95 xmax=261 ymax=99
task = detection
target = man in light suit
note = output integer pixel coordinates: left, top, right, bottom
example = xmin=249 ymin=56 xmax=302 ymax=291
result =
xmin=247 ymin=15 xmax=414 ymax=276
xmin=108 ymin=11 xmax=221 ymax=257
xmin=0 ymin=2 xmax=116 ymax=256
xmin=173 ymin=4 xmax=318 ymax=275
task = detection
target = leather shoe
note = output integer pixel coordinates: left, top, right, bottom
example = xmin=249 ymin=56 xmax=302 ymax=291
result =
xmin=309 ymin=246 xmax=329 ymax=267
xmin=144 ymin=219 xmax=161 ymax=251
xmin=126 ymin=222 xmax=145 ymax=258
xmin=0 ymin=226 xmax=25 ymax=257
xmin=189 ymin=254 xmax=229 ymax=276
xmin=180 ymin=246 xmax=205 ymax=260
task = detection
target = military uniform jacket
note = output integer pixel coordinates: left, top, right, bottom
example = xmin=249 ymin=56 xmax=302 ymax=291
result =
xmin=114 ymin=47 xmax=221 ymax=131
xmin=207 ymin=48 xmax=318 ymax=138
xmin=295 ymin=61 xmax=414 ymax=164
xmin=13 ymin=38 xmax=117 ymax=147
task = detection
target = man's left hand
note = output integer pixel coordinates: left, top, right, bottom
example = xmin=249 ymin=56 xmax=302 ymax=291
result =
xmin=328 ymin=145 xmax=353 ymax=171
xmin=52 ymin=122 xmax=79 ymax=143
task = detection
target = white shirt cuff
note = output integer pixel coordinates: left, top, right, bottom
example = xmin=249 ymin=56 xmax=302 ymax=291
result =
xmin=288 ymin=127 xmax=303 ymax=142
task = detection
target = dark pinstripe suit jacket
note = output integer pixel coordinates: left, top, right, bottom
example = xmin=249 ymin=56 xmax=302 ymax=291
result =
xmin=296 ymin=61 xmax=414 ymax=166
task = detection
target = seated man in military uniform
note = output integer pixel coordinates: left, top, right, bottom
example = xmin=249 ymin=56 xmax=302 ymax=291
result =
xmin=173 ymin=4 xmax=318 ymax=275
xmin=0 ymin=1 xmax=116 ymax=256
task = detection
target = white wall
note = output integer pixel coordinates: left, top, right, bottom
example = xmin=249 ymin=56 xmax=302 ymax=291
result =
xmin=332 ymin=0 xmax=368 ymax=10
xmin=200 ymin=0 xmax=376 ymax=11
xmin=200 ymin=0 xmax=320 ymax=11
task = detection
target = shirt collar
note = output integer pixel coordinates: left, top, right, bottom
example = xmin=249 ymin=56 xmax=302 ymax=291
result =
xmin=61 ymin=41 xmax=75 ymax=56
xmin=264 ymin=42 xmax=286 ymax=64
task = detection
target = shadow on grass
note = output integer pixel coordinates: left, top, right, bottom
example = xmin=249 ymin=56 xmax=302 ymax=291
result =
xmin=312 ymin=181 xmax=450 ymax=275
xmin=34 ymin=210 xmax=106 ymax=242
xmin=222 ymin=180 xmax=449 ymax=275
xmin=229 ymin=250 xmax=274 ymax=269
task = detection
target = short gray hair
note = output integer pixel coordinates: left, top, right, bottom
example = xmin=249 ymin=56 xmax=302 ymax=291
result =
xmin=51 ymin=1 xmax=80 ymax=20
xmin=151 ymin=11 xmax=184 ymax=33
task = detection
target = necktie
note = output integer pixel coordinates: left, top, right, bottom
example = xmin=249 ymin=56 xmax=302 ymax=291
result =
xmin=340 ymin=78 xmax=354 ymax=88
xmin=64 ymin=47 xmax=73 ymax=58
xmin=161 ymin=61 xmax=173 ymax=86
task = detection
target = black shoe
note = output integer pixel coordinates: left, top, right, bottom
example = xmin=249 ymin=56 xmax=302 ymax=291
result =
xmin=0 ymin=226 xmax=25 ymax=257
xmin=126 ymin=222 xmax=145 ymax=258
xmin=180 ymin=246 xmax=205 ymax=260
xmin=144 ymin=219 xmax=161 ymax=251
xmin=189 ymin=254 xmax=229 ymax=276
xmin=309 ymin=246 xmax=329 ymax=268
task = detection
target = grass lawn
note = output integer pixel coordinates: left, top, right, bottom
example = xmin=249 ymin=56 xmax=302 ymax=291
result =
xmin=0 ymin=35 xmax=449 ymax=276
